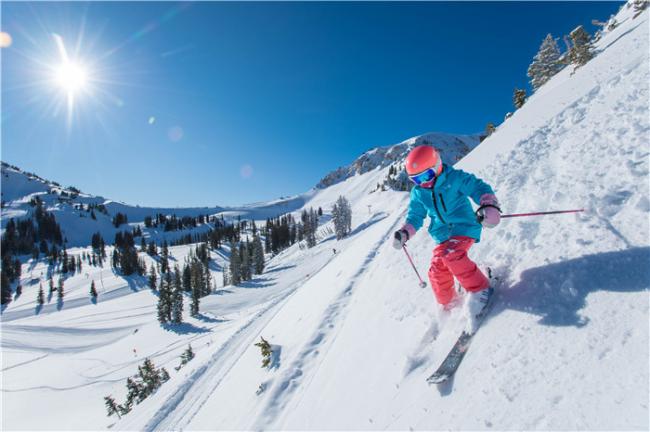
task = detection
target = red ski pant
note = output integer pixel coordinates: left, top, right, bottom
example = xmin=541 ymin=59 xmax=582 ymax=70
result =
xmin=428 ymin=236 xmax=489 ymax=305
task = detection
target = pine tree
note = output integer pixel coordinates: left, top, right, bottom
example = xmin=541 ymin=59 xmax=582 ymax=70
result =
xmin=569 ymin=26 xmax=594 ymax=67
xmin=229 ymin=241 xmax=241 ymax=285
xmin=138 ymin=358 xmax=159 ymax=398
xmin=222 ymin=266 xmax=230 ymax=287
xmin=57 ymin=277 xmax=64 ymax=308
xmin=1 ymin=271 xmax=12 ymax=305
xmin=301 ymin=208 xmax=319 ymax=248
xmin=182 ymin=264 xmax=192 ymax=292
xmin=513 ymin=88 xmax=527 ymax=109
xmin=254 ymin=336 xmax=273 ymax=368
xmin=160 ymin=367 xmax=170 ymax=383
xmin=148 ymin=266 xmax=157 ymax=290
xmin=147 ymin=241 xmax=157 ymax=256
xmin=90 ymin=280 xmax=98 ymax=300
xmin=62 ymin=248 xmax=69 ymax=273
xmin=48 ymin=277 xmax=55 ymax=295
xmin=241 ymin=240 xmax=251 ymax=282
xmin=190 ymin=279 xmax=200 ymax=316
xmin=159 ymin=241 xmax=170 ymax=274
xmin=190 ymin=259 xmax=199 ymax=316
xmin=37 ymin=282 xmax=45 ymax=306
xmin=124 ymin=376 xmax=143 ymax=407
xmin=176 ymin=344 xmax=195 ymax=370
xmin=253 ymin=234 xmax=265 ymax=274
xmin=104 ymin=395 xmax=122 ymax=418
xmin=171 ymin=266 xmax=183 ymax=324
xmin=203 ymin=263 xmax=212 ymax=296
xmin=13 ymin=258 xmax=21 ymax=281
xmin=527 ymin=34 xmax=563 ymax=91
xmin=332 ymin=196 xmax=353 ymax=240
xmin=484 ymin=122 xmax=496 ymax=137
xmin=112 ymin=249 xmax=119 ymax=269
xmin=156 ymin=274 xmax=171 ymax=324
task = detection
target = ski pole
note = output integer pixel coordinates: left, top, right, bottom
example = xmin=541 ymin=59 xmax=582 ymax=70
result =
xmin=477 ymin=207 xmax=584 ymax=222
xmin=402 ymin=245 xmax=427 ymax=288
xmin=501 ymin=209 xmax=584 ymax=219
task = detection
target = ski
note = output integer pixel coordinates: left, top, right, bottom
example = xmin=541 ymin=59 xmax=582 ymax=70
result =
xmin=426 ymin=286 xmax=495 ymax=385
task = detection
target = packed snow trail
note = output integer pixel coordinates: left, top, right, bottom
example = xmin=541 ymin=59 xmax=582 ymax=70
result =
xmin=133 ymin=246 xmax=342 ymax=432
xmin=253 ymin=212 xmax=403 ymax=429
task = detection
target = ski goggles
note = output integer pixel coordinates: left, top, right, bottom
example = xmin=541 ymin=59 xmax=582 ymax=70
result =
xmin=409 ymin=167 xmax=437 ymax=185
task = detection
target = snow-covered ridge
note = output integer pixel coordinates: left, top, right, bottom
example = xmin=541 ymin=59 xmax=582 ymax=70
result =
xmin=316 ymin=132 xmax=481 ymax=188
xmin=2 ymin=131 xmax=477 ymax=246
xmin=0 ymin=163 xmax=309 ymax=247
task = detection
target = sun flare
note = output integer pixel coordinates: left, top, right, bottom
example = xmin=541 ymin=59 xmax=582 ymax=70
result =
xmin=54 ymin=61 xmax=88 ymax=94
xmin=48 ymin=33 xmax=97 ymax=127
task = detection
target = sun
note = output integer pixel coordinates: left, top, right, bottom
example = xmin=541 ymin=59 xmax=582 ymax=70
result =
xmin=48 ymin=33 xmax=95 ymax=127
xmin=54 ymin=61 xmax=88 ymax=94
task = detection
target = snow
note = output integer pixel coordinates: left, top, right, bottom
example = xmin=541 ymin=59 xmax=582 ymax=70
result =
xmin=2 ymin=3 xmax=649 ymax=431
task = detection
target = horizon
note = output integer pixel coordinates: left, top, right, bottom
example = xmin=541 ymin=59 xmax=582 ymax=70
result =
xmin=2 ymin=1 xmax=620 ymax=207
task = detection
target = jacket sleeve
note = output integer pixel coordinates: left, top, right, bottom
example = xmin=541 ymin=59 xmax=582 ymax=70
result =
xmin=456 ymin=170 xmax=495 ymax=205
xmin=405 ymin=188 xmax=427 ymax=232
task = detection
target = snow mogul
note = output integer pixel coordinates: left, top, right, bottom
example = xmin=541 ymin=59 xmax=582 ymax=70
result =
xmin=392 ymin=145 xmax=500 ymax=327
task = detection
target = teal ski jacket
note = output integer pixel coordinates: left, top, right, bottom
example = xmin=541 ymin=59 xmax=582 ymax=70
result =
xmin=406 ymin=164 xmax=494 ymax=244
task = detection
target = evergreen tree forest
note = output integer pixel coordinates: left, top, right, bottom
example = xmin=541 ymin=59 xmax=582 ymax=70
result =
xmin=112 ymin=231 xmax=146 ymax=276
xmin=1 ymin=199 xmax=64 ymax=305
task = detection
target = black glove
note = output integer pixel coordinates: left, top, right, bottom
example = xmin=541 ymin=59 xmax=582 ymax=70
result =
xmin=392 ymin=229 xmax=409 ymax=249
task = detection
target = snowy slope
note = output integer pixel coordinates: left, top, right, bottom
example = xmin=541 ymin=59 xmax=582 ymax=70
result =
xmin=2 ymin=3 xmax=649 ymax=431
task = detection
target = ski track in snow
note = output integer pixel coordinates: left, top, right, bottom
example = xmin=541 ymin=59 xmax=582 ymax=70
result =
xmin=137 ymin=253 xmax=341 ymax=432
xmin=254 ymin=210 xmax=405 ymax=429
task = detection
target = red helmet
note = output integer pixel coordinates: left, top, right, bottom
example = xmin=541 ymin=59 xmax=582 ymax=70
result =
xmin=405 ymin=145 xmax=442 ymax=176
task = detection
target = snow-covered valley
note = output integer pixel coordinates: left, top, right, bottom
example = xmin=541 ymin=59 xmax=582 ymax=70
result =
xmin=2 ymin=3 xmax=649 ymax=431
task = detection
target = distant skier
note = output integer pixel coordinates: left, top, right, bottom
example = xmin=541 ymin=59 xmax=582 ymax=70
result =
xmin=392 ymin=145 xmax=500 ymax=326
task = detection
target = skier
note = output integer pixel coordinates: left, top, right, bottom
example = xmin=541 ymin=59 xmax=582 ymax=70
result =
xmin=392 ymin=145 xmax=500 ymax=328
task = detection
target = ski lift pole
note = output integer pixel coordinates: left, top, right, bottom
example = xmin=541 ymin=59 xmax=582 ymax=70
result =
xmin=402 ymin=245 xmax=427 ymax=288
xmin=501 ymin=209 xmax=585 ymax=219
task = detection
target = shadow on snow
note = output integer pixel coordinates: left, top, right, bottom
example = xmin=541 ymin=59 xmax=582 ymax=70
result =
xmin=496 ymin=246 xmax=650 ymax=327
xmin=162 ymin=322 xmax=211 ymax=335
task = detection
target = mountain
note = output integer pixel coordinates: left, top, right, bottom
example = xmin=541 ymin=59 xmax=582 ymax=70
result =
xmin=317 ymin=132 xmax=480 ymax=188
xmin=2 ymin=2 xmax=648 ymax=431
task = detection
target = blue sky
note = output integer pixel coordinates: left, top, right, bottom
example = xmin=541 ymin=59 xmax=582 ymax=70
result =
xmin=2 ymin=1 xmax=621 ymax=207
